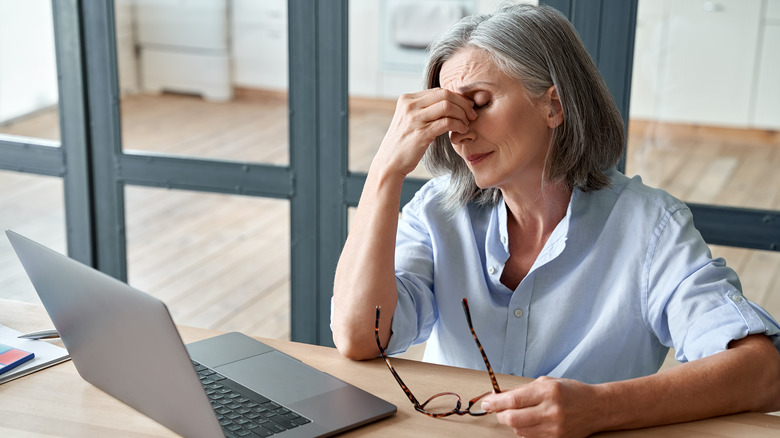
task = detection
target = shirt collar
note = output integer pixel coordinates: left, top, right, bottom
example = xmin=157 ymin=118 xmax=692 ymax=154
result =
xmin=488 ymin=189 xmax=577 ymax=274
xmin=532 ymin=189 xmax=575 ymax=270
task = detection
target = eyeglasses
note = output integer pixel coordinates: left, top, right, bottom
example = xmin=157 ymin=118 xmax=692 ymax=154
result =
xmin=374 ymin=298 xmax=501 ymax=417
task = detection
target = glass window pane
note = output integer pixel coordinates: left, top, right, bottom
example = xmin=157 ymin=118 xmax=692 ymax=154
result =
xmin=0 ymin=171 xmax=65 ymax=304
xmin=125 ymin=187 xmax=290 ymax=340
xmin=0 ymin=0 xmax=60 ymax=142
xmin=627 ymin=0 xmax=780 ymax=210
xmin=116 ymin=0 xmax=288 ymax=164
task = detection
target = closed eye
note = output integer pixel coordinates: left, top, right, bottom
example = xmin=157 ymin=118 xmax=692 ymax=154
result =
xmin=473 ymin=101 xmax=489 ymax=110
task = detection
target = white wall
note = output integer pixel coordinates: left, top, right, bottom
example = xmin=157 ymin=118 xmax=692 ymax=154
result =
xmin=629 ymin=0 xmax=780 ymax=129
xmin=115 ymin=0 xmax=139 ymax=95
xmin=0 ymin=0 xmax=58 ymax=124
xmin=231 ymin=0 xmax=288 ymax=91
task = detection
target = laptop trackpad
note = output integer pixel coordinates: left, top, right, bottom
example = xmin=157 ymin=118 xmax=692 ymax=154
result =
xmin=215 ymin=351 xmax=347 ymax=406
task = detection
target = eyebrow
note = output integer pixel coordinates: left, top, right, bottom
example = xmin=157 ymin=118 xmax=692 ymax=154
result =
xmin=452 ymin=81 xmax=493 ymax=94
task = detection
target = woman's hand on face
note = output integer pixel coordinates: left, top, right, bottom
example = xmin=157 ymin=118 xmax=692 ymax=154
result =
xmin=375 ymin=88 xmax=477 ymax=177
xmin=481 ymin=376 xmax=606 ymax=438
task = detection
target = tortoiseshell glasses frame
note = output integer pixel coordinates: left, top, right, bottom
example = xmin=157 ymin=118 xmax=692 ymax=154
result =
xmin=374 ymin=298 xmax=502 ymax=417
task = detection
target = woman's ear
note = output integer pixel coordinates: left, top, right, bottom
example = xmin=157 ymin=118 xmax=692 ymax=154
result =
xmin=545 ymin=85 xmax=564 ymax=128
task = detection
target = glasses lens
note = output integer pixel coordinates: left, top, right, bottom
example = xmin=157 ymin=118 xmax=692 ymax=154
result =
xmin=420 ymin=393 xmax=461 ymax=416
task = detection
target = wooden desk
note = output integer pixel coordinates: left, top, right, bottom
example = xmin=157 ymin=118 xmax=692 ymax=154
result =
xmin=2 ymin=299 xmax=780 ymax=437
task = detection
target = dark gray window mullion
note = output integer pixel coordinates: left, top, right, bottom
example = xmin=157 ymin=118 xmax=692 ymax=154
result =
xmin=0 ymin=137 xmax=63 ymax=176
xmin=80 ymin=0 xmax=127 ymax=280
xmin=288 ymin=1 xmax=320 ymax=344
xmin=51 ymin=0 xmax=94 ymax=267
xmin=315 ymin=0 xmax=349 ymax=347
xmin=288 ymin=0 xmax=350 ymax=346
xmin=116 ymin=155 xmax=294 ymax=199
xmin=344 ymin=173 xmax=426 ymax=210
xmin=690 ymin=205 xmax=780 ymax=251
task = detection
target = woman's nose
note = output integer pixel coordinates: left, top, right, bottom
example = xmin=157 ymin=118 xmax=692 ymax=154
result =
xmin=449 ymin=123 xmax=476 ymax=145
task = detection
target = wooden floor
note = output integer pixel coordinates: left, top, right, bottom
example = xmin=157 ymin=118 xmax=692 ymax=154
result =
xmin=1 ymin=91 xmax=780 ymax=346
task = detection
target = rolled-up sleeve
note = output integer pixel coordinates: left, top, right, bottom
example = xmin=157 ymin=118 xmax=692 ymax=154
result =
xmin=645 ymin=207 xmax=780 ymax=362
xmin=385 ymin=185 xmax=440 ymax=355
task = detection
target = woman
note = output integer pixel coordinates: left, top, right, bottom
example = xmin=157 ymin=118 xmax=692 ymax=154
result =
xmin=331 ymin=3 xmax=780 ymax=436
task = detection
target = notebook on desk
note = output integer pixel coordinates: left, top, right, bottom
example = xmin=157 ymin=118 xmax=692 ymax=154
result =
xmin=6 ymin=230 xmax=395 ymax=438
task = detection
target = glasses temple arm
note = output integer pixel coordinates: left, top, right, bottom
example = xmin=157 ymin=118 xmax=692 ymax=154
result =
xmin=375 ymin=306 xmax=423 ymax=406
xmin=462 ymin=299 xmax=502 ymax=394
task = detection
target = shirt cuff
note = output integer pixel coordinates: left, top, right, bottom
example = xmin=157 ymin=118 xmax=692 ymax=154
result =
xmin=678 ymin=290 xmax=780 ymax=362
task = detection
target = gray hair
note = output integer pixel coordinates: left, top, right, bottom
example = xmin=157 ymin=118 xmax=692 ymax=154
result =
xmin=422 ymin=2 xmax=625 ymax=213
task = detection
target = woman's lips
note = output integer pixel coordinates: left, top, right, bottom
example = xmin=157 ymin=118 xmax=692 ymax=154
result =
xmin=467 ymin=152 xmax=492 ymax=165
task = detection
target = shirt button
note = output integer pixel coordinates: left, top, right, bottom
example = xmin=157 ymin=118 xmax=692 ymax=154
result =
xmin=500 ymin=235 xmax=507 ymax=244
xmin=731 ymin=294 xmax=744 ymax=303
xmin=488 ymin=266 xmax=496 ymax=275
xmin=514 ymin=308 xmax=524 ymax=318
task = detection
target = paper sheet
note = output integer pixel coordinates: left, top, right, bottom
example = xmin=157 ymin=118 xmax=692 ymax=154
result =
xmin=0 ymin=324 xmax=70 ymax=384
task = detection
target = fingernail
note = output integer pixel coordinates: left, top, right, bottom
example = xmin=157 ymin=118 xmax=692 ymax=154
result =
xmin=481 ymin=401 xmax=490 ymax=412
xmin=470 ymin=109 xmax=478 ymax=119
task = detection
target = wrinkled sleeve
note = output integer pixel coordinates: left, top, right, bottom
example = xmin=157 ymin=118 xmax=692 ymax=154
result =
xmin=384 ymin=190 xmax=439 ymax=355
xmin=644 ymin=206 xmax=780 ymax=363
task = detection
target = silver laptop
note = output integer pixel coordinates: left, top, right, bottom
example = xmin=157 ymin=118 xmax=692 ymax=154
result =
xmin=7 ymin=230 xmax=395 ymax=438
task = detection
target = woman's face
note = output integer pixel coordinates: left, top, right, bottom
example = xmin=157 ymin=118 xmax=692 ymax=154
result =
xmin=439 ymin=47 xmax=560 ymax=195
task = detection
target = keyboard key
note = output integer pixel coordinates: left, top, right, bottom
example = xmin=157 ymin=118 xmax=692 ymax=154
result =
xmin=251 ymin=427 xmax=273 ymax=438
xmin=263 ymin=422 xmax=286 ymax=434
xmin=291 ymin=417 xmax=311 ymax=426
xmin=251 ymin=417 xmax=270 ymax=426
xmin=270 ymin=417 xmax=297 ymax=430
xmin=263 ymin=402 xmax=281 ymax=410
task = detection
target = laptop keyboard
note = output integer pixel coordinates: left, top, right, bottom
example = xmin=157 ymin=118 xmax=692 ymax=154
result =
xmin=193 ymin=360 xmax=312 ymax=437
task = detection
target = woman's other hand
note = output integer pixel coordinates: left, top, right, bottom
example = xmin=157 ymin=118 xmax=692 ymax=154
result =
xmin=481 ymin=376 xmax=606 ymax=438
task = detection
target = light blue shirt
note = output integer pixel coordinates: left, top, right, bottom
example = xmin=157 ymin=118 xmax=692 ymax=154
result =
xmin=385 ymin=170 xmax=780 ymax=384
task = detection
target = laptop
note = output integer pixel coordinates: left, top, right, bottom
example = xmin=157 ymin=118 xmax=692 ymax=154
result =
xmin=6 ymin=230 xmax=395 ymax=438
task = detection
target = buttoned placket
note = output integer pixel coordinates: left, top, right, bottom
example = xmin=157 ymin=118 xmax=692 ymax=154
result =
xmin=494 ymin=195 xmax=574 ymax=375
